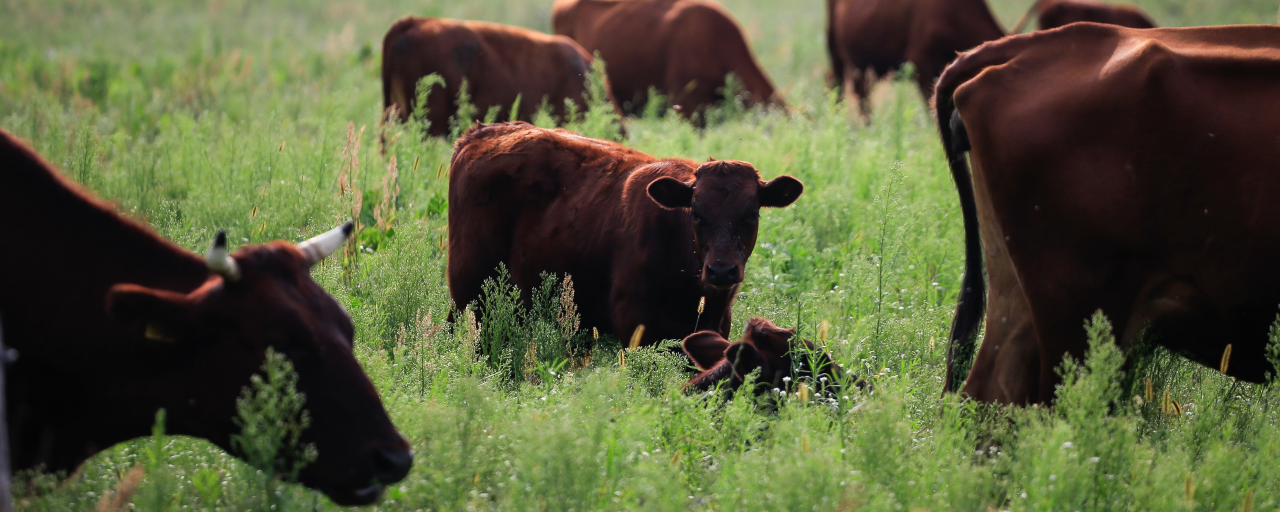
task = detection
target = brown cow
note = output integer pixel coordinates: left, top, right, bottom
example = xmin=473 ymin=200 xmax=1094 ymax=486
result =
xmin=0 ymin=129 xmax=410 ymax=505
xmin=382 ymin=16 xmax=609 ymax=137
xmin=825 ymin=0 xmax=1005 ymax=116
xmin=447 ymin=122 xmax=802 ymax=346
xmin=683 ymin=317 xmax=857 ymax=395
xmin=1010 ymin=0 xmax=1157 ymax=32
xmin=935 ymin=24 xmax=1280 ymax=405
xmin=552 ymin=0 xmax=784 ymax=121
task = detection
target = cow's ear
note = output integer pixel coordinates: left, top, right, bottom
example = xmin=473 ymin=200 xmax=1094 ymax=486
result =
xmin=726 ymin=342 xmax=764 ymax=381
xmin=745 ymin=317 xmax=796 ymax=354
xmin=682 ymin=331 xmax=732 ymax=370
xmin=106 ymin=284 xmax=197 ymax=343
xmin=647 ymin=177 xmax=694 ymax=208
xmin=759 ymin=175 xmax=803 ymax=208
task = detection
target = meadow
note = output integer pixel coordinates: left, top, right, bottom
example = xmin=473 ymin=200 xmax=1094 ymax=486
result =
xmin=3 ymin=0 xmax=1280 ymax=510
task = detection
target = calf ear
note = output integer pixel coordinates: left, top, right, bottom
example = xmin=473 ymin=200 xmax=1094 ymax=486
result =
xmin=106 ymin=284 xmax=197 ymax=343
xmin=745 ymin=317 xmax=797 ymax=355
xmin=647 ymin=177 xmax=694 ymax=209
xmin=726 ymin=342 xmax=765 ymax=381
xmin=682 ymin=331 xmax=732 ymax=370
xmin=759 ymin=175 xmax=803 ymax=208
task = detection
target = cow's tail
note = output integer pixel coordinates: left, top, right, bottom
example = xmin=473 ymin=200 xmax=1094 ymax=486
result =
xmin=933 ymin=56 xmax=987 ymax=395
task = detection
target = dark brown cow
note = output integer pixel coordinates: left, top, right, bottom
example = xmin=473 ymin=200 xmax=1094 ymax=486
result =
xmin=552 ymin=0 xmax=784 ymax=120
xmin=0 ymin=129 xmax=410 ymax=505
xmin=825 ymin=0 xmax=1004 ymax=115
xmin=448 ymin=122 xmax=802 ymax=346
xmin=935 ymin=24 xmax=1280 ymax=405
xmin=683 ymin=317 xmax=856 ymax=394
xmin=382 ymin=16 xmax=609 ymax=137
xmin=1011 ymin=0 xmax=1156 ymax=32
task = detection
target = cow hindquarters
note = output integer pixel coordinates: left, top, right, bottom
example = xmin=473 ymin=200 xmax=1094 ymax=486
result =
xmin=961 ymin=256 xmax=1043 ymax=405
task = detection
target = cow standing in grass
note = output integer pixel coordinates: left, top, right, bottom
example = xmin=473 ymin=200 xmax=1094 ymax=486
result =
xmin=936 ymin=24 xmax=1280 ymax=404
xmin=0 ymin=129 xmax=411 ymax=505
xmin=382 ymin=16 xmax=613 ymax=137
xmin=552 ymin=0 xmax=785 ymax=121
xmin=825 ymin=0 xmax=1005 ymax=116
xmin=447 ymin=122 xmax=802 ymax=346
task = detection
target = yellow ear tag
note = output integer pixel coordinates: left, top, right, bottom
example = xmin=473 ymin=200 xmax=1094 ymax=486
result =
xmin=144 ymin=323 xmax=175 ymax=343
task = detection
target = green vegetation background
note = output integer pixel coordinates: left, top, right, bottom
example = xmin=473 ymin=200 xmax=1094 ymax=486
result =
xmin=2 ymin=0 xmax=1280 ymax=510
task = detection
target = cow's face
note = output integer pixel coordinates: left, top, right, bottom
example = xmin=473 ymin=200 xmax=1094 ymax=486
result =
xmin=647 ymin=160 xmax=803 ymax=289
xmin=105 ymin=224 xmax=411 ymax=506
xmin=683 ymin=317 xmax=848 ymax=393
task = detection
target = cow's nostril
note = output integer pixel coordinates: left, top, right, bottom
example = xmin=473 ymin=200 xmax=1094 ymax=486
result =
xmin=705 ymin=263 xmax=740 ymax=285
xmin=373 ymin=448 xmax=414 ymax=483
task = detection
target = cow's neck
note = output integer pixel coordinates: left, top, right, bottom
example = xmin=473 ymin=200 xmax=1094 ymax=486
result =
xmin=0 ymin=135 xmax=209 ymax=357
xmin=2 ymin=134 xmax=215 ymax=472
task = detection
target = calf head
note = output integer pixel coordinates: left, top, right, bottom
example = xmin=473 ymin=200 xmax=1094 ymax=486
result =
xmin=647 ymin=160 xmax=803 ymax=289
xmin=105 ymin=223 xmax=411 ymax=505
xmin=682 ymin=317 xmax=852 ymax=394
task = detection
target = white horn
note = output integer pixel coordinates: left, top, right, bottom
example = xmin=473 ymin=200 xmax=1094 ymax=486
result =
xmin=298 ymin=221 xmax=354 ymax=267
xmin=206 ymin=229 xmax=241 ymax=281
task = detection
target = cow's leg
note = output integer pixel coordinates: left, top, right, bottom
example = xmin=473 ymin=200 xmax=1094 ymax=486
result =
xmin=851 ymin=68 xmax=873 ymax=120
xmin=960 ymin=222 xmax=1043 ymax=405
xmin=827 ymin=30 xmax=846 ymax=99
xmin=958 ymin=156 xmax=1045 ymax=404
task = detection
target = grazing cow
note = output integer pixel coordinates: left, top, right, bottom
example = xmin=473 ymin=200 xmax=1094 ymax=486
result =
xmin=382 ymin=16 xmax=611 ymax=137
xmin=0 ymin=129 xmax=411 ymax=505
xmin=552 ymin=0 xmax=784 ymax=121
xmin=1010 ymin=0 xmax=1157 ymax=32
xmin=683 ymin=317 xmax=855 ymax=394
xmin=935 ymin=24 xmax=1280 ymax=405
xmin=448 ymin=122 xmax=802 ymax=346
xmin=825 ymin=0 xmax=1005 ymax=115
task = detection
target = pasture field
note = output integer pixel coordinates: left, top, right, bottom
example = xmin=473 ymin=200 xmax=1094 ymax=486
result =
xmin=4 ymin=0 xmax=1280 ymax=510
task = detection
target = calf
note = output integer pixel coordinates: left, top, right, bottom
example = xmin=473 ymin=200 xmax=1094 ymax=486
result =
xmin=448 ymin=122 xmax=802 ymax=346
xmin=553 ymin=0 xmax=784 ymax=121
xmin=382 ymin=16 xmax=614 ymax=137
xmin=0 ymin=129 xmax=410 ymax=505
xmin=683 ymin=317 xmax=854 ymax=394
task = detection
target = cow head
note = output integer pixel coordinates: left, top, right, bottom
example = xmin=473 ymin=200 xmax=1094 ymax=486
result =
xmin=682 ymin=317 xmax=854 ymax=394
xmin=105 ymin=223 xmax=411 ymax=505
xmin=647 ymin=160 xmax=802 ymax=289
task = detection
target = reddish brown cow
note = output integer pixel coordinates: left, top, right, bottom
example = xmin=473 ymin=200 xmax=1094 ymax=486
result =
xmin=935 ymin=24 xmax=1280 ymax=404
xmin=683 ymin=317 xmax=856 ymax=394
xmin=1011 ymin=0 xmax=1156 ymax=32
xmin=552 ymin=0 xmax=784 ymax=120
xmin=826 ymin=0 xmax=1005 ymax=115
xmin=448 ymin=122 xmax=802 ymax=346
xmin=382 ymin=16 xmax=609 ymax=137
xmin=0 ymin=129 xmax=410 ymax=505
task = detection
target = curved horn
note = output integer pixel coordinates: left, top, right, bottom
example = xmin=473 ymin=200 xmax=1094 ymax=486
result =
xmin=206 ymin=229 xmax=241 ymax=281
xmin=298 ymin=221 xmax=354 ymax=267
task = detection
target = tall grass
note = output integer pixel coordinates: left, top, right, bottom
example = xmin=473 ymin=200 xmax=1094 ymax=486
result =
xmin=4 ymin=0 xmax=1280 ymax=510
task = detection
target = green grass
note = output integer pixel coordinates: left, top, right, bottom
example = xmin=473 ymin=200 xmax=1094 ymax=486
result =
xmin=3 ymin=0 xmax=1280 ymax=510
